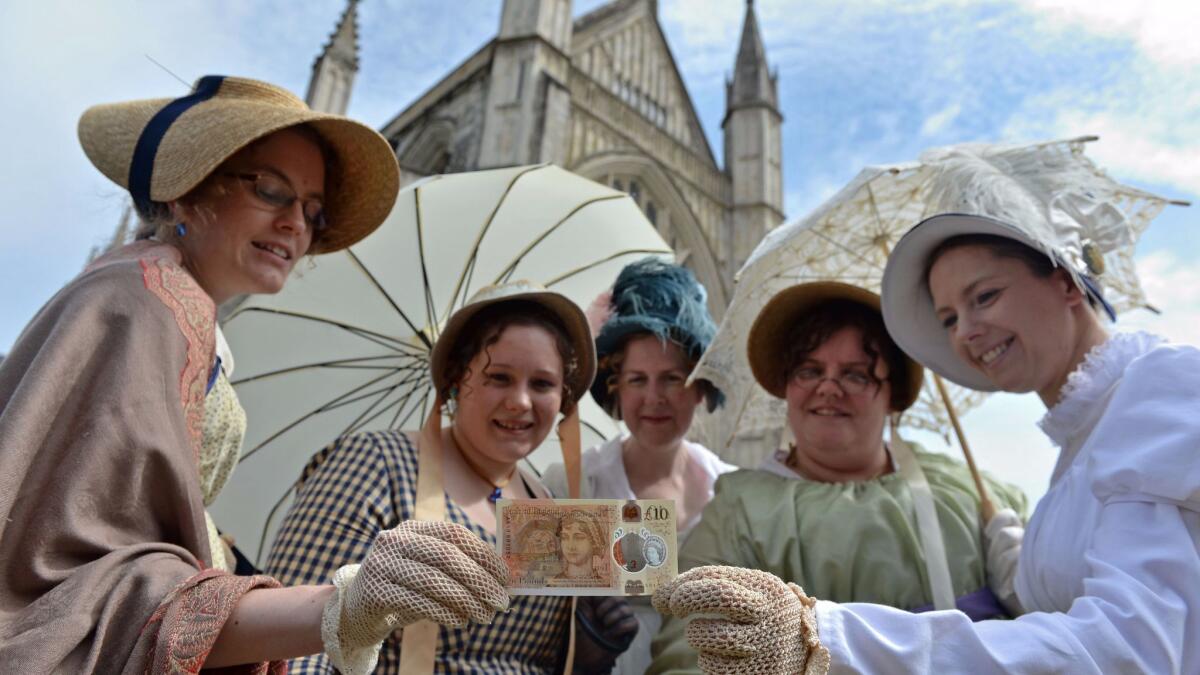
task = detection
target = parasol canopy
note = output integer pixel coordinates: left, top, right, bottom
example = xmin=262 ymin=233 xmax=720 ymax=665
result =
xmin=694 ymin=136 xmax=1183 ymax=470
xmin=210 ymin=164 xmax=672 ymax=564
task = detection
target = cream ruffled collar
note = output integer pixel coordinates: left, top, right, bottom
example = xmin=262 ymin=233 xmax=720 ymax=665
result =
xmin=1037 ymin=331 xmax=1163 ymax=449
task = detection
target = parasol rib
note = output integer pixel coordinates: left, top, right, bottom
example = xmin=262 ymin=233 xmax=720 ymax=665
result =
xmin=542 ymin=248 xmax=672 ymax=287
xmin=232 ymin=354 xmax=424 ymax=386
xmin=492 ymin=194 xmax=627 ymax=283
xmin=809 ymin=226 xmax=885 ymax=271
xmin=413 ymin=186 xmax=440 ymax=346
xmin=444 ymin=164 xmax=545 ymax=318
xmin=345 ymin=248 xmax=434 ymax=351
xmin=237 ymin=368 xmax=401 ymax=462
xmin=226 ymin=307 xmax=423 ymax=354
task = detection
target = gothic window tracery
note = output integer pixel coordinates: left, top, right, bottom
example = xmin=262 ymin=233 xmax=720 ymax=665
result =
xmin=608 ymin=173 xmax=663 ymax=234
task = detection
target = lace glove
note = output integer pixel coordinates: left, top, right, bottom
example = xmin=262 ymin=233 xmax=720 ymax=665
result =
xmin=984 ymin=507 xmax=1025 ymax=616
xmin=321 ymin=520 xmax=509 ymax=675
xmin=652 ymin=566 xmax=830 ymax=675
xmin=572 ymin=596 xmax=639 ymax=674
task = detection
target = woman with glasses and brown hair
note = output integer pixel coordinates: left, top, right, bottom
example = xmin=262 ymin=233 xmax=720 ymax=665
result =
xmin=648 ymin=281 xmax=1027 ymax=674
xmin=0 ymin=76 xmax=518 ymax=673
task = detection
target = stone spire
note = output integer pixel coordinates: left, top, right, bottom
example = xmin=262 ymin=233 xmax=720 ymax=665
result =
xmin=727 ymin=0 xmax=778 ymax=110
xmin=722 ymin=0 xmax=783 ymax=282
xmin=305 ymin=0 xmax=360 ymax=114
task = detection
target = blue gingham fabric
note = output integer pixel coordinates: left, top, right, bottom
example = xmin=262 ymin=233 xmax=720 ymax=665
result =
xmin=265 ymin=430 xmax=570 ymax=673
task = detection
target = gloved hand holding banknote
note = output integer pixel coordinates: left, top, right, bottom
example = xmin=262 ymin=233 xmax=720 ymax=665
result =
xmin=652 ymin=566 xmax=830 ymax=675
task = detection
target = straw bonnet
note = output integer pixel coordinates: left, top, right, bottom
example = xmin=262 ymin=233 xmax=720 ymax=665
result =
xmin=77 ymin=75 xmax=399 ymax=253
xmin=589 ymin=257 xmax=723 ymax=414
xmin=430 ymin=281 xmax=597 ymax=408
xmin=881 ymin=143 xmax=1127 ymax=391
xmin=747 ymin=281 xmax=924 ymax=410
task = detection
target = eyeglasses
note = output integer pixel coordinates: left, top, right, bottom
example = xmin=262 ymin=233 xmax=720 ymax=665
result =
xmin=788 ymin=366 xmax=880 ymax=396
xmin=227 ymin=171 xmax=328 ymax=233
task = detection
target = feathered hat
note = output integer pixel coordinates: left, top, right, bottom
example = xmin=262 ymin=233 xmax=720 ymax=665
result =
xmin=589 ymin=257 xmax=723 ymax=414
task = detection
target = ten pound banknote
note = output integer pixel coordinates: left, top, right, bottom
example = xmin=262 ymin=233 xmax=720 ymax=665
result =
xmin=496 ymin=499 xmax=677 ymax=596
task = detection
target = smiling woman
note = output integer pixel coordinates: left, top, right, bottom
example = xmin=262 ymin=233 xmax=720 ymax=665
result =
xmin=0 ymin=75 xmax=473 ymax=673
xmin=264 ymin=281 xmax=639 ymax=674
xmin=542 ymin=258 xmax=735 ymax=675
xmin=649 ymin=280 xmax=1029 ymax=674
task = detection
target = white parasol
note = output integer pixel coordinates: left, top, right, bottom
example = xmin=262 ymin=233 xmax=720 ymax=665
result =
xmin=210 ymin=164 xmax=672 ymax=564
xmin=693 ymin=137 xmax=1184 ymax=502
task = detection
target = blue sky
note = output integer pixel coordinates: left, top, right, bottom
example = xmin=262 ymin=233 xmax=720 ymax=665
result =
xmin=2 ymin=0 xmax=1197 ymax=502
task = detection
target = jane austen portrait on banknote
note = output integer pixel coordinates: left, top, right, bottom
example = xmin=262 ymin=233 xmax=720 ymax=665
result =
xmin=555 ymin=509 xmax=609 ymax=583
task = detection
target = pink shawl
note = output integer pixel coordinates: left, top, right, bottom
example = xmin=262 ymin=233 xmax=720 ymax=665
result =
xmin=0 ymin=242 xmax=283 ymax=673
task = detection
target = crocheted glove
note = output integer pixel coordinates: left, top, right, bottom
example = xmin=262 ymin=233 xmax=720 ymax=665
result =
xmin=653 ymin=566 xmax=830 ymax=674
xmin=321 ymin=520 xmax=510 ymax=675
xmin=984 ymin=507 xmax=1025 ymax=616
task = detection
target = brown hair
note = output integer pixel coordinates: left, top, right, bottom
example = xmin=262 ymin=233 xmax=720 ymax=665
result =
xmin=438 ymin=300 xmax=581 ymax=414
xmin=925 ymin=233 xmax=1101 ymax=311
xmin=558 ymin=509 xmax=606 ymax=554
xmin=926 ymin=234 xmax=1055 ymax=281
xmin=597 ymin=331 xmax=713 ymax=420
xmin=781 ymin=300 xmax=910 ymax=410
xmin=134 ymin=124 xmax=337 ymax=251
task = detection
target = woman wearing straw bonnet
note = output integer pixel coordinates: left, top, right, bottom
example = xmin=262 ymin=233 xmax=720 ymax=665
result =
xmin=652 ymin=152 xmax=1200 ymax=673
xmin=267 ymin=281 xmax=638 ymax=674
xmin=648 ymin=281 xmax=1026 ymax=674
xmin=0 ymin=76 xmax=518 ymax=672
xmin=542 ymin=258 xmax=736 ymax=675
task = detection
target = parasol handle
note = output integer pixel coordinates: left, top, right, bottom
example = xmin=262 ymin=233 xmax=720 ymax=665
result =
xmin=932 ymin=373 xmax=996 ymax=523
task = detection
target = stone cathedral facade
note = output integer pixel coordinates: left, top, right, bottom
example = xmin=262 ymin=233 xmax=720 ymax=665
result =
xmin=308 ymin=0 xmax=783 ymax=317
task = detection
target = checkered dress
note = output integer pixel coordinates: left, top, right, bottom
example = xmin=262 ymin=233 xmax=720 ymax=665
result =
xmin=266 ymin=430 xmax=570 ymax=674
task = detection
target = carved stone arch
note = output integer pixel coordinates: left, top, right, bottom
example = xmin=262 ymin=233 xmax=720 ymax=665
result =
xmin=571 ymin=152 xmax=729 ymax=319
xmin=396 ymin=117 xmax=456 ymax=175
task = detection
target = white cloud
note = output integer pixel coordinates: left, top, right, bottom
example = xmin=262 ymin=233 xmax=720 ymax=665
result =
xmin=1120 ymin=249 xmax=1200 ymax=344
xmin=998 ymin=26 xmax=1200 ymax=199
xmin=920 ymin=101 xmax=963 ymax=137
xmin=1017 ymin=0 xmax=1200 ymax=66
xmin=1061 ymin=114 xmax=1200 ymax=198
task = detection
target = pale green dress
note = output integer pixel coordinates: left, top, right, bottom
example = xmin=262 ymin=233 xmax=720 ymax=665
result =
xmin=648 ymin=445 xmax=1027 ymax=674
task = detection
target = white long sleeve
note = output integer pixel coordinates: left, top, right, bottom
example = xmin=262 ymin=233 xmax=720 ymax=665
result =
xmin=818 ymin=500 xmax=1199 ymax=673
xmin=815 ymin=335 xmax=1200 ymax=674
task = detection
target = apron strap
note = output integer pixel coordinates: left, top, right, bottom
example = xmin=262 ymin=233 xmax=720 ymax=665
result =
xmin=400 ymin=403 xmax=586 ymax=673
xmin=399 ymin=404 xmax=447 ymax=674
xmin=557 ymin=406 xmax=583 ymax=674
xmin=890 ymin=416 xmax=956 ymax=611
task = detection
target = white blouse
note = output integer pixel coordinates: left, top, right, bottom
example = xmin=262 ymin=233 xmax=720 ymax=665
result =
xmin=815 ymin=332 xmax=1200 ymax=673
xmin=541 ymin=435 xmax=737 ymax=539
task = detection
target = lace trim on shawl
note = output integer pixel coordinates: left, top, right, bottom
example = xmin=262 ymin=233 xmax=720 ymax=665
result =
xmin=1037 ymin=332 xmax=1164 ymax=448
xmin=140 ymin=256 xmax=215 ymax=464
xmin=141 ymin=569 xmax=284 ymax=674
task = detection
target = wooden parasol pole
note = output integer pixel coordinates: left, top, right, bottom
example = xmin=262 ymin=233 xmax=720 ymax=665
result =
xmin=876 ymin=235 xmax=996 ymax=521
xmin=932 ymin=373 xmax=996 ymax=522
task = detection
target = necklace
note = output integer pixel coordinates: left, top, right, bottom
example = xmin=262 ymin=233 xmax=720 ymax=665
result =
xmin=453 ymin=432 xmax=517 ymax=503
